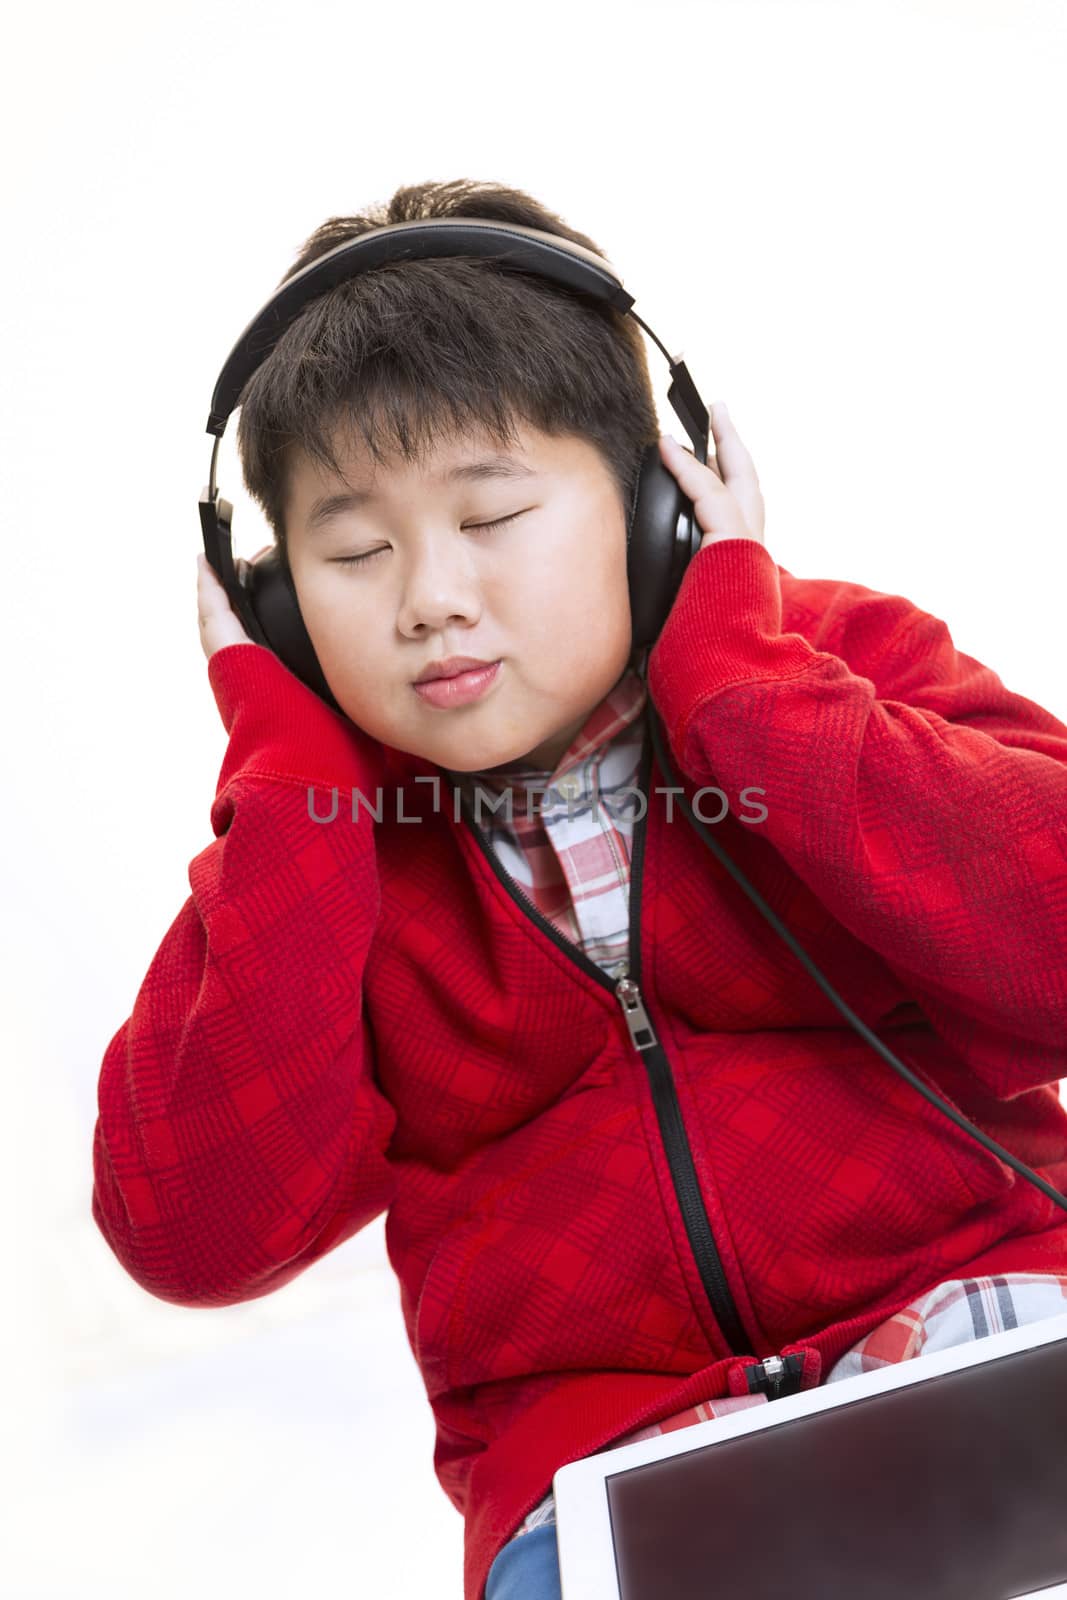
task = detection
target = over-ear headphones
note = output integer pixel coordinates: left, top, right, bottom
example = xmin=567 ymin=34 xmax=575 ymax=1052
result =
xmin=199 ymin=217 xmax=710 ymax=716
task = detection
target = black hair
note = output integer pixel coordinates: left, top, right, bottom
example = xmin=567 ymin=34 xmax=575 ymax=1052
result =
xmin=234 ymin=178 xmax=660 ymax=562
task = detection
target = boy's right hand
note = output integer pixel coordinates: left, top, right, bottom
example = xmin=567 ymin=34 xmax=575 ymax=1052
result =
xmin=197 ymin=549 xmax=269 ymax=661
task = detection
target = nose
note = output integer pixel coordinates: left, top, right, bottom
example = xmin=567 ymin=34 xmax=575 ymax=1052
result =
xmin=395 ymin=539 xmax=484 ymax=636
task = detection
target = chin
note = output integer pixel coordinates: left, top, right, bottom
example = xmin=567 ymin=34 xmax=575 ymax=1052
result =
xmin=442 ymin=749 xmax=520 ymax=776
xmin=444 ymin=735 xmax=546 ymax=775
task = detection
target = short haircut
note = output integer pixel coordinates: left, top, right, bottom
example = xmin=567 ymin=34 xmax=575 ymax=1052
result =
xmin=235 ymin=178 xmax=661 ymax=564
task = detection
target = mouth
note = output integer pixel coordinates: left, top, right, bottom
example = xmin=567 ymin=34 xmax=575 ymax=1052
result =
xmin=412 ymin=660 xmax=503 ymax=708
xmin=413 ymin=654 xmax=499 ymax=684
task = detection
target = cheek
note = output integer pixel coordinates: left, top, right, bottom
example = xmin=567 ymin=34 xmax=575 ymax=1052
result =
xmin=295 ymin=583 xmax=374 ymax=679
xmin=555 ymin=534 xmax=630 ymax=624
xmin=522 ymin=531 xmax=611 ymax=601
xmin=297 ymin=569 xmax=367 ymax=636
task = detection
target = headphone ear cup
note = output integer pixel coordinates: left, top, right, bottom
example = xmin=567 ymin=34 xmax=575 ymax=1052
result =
xmin=626 ymin=440 xmax=702 ymax=649
xmin=241 ymin=547 xmax=345 ymax=715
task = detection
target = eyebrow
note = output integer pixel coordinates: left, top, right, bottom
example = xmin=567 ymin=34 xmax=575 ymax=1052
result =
xmin=305 ymin=455 xmax=540 ymax=534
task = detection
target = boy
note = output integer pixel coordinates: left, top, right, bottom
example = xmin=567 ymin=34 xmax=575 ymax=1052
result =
xmin=94 ymin=179 xmax=1067 ymax=1600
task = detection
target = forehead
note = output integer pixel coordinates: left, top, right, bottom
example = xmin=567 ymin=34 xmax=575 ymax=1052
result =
xmin=290 ymin=416 xmax=552 ymax=497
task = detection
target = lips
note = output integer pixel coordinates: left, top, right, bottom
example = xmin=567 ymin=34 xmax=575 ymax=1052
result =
xmin=412 ymin=660 xmax=502 ymax=708
xmin=413 ymin=655 xmax=498 ymax=684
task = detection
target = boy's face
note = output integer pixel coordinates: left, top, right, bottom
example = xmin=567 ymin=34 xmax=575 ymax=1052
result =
xmin=283 ymin=419 xmax=636 ymax=774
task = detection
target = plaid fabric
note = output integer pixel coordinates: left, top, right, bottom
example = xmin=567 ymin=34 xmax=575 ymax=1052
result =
xmin=512 ymin=1270 xmax=1067 ymax=1538
xmin=442 ymin=648 xmax=649 ymax=982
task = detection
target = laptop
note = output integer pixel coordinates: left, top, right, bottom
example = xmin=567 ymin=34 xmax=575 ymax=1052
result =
xmin=553 ymin=1309 xmax=1067 ymax=1599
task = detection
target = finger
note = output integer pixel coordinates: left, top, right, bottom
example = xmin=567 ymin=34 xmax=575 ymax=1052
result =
xmin=672 ymin=432 xmax=723 ymax=480
xmin=657 ymin=433 xmax=752 ymax=543
xmin=706 ymin=404 xmax=766 ymax=543
xmin=658 ymin=432 xmax=729 ymax=485
xmin=196 ymin=552 xmax=253 ymax=654
xmin=703 ymin=403 xmax=764 ymax=547
xmin=709 ymin=402 xmax=760 ymax=491
xmin=197 ymin=554 xmax=228 ymax=609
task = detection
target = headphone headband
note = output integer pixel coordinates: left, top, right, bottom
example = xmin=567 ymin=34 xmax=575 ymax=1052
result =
xmin=206 ymin=218 xmax=638 ymax=437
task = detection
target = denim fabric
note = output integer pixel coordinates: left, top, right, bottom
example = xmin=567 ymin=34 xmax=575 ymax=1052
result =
xmin=484 ymin=1523 xmax=562 ymax=1600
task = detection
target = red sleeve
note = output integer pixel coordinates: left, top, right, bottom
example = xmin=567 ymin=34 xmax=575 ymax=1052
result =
xmin=91 ymin=643 xmax=399 ymax=1307
xmin=647 ymin=538 xmax=1067 ymax=1101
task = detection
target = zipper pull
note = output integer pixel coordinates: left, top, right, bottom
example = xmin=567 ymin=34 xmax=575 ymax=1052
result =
xmin=750 ymin=1354 xmax=809 ymax=1400
xmin=754 ymin=1355 xmax=786 ymax=1398
xmin=615 ymin=978 xmax=659 ymax=1051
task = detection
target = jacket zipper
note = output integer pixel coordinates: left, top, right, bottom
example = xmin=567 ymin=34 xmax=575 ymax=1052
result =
xmin=452 ymin=705 xmax=755 ymax=1359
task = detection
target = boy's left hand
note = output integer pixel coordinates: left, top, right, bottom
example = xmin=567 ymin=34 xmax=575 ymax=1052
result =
xmin=657 ymin=402 xmax=766 ymax=549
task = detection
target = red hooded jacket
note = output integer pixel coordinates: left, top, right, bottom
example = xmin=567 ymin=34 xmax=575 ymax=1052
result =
xmin=91 ymin=536 xmax=1067 ymax=1600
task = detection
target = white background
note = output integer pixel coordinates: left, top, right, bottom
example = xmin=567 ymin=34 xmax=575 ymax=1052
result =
xmin=3 ymin=0 xmax=1065 ymax=1595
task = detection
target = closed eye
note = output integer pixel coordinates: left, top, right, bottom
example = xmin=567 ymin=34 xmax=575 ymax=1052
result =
xmin=330 ymin=510 xmax=527 ymax=569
